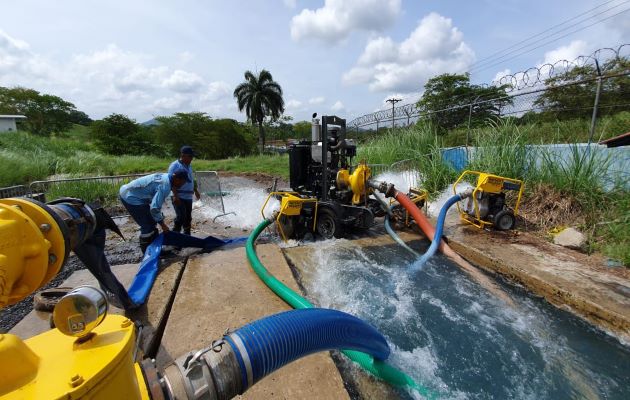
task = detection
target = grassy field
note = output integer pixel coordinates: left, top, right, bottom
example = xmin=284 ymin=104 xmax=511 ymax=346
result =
xmin=0 ymin=131 xmax=288 ymax=187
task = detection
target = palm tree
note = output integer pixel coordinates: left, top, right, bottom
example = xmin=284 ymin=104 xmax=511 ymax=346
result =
xmin=233 ymin=69 xmax=284 ymax=153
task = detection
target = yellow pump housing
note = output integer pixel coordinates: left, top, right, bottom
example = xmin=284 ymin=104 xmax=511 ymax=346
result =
xmin=0 ymin=199 xmax=67 ymax=307
xmin=0 ymin=315 xmax=148 ymax=400
xmin=0 ymin=198 xmax=150 ymax=400
xmin=336 ymin=162 xmax=372 ymax=205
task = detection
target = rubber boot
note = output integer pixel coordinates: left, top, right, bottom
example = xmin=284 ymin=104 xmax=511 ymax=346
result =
xmin=139 ymin=228 xmax=158 ymax=254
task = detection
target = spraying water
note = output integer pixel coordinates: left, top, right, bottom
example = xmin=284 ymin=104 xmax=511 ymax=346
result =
xmin=196 ymin=179 xmax=280 ymax=230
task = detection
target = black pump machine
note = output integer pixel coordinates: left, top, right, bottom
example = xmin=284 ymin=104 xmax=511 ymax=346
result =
xmin=263 ymin=114 xmax=384 ymax=240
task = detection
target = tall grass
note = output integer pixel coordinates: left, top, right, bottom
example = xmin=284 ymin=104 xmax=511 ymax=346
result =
xmin=359 ymin=124 xmax=458 ymax=194
xmin=46 ymin=181 xmax=125 ymax=206
xmin=468 ymin=120 xmax=534 ymax=180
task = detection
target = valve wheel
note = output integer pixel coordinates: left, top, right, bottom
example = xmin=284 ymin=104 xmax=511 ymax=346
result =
xmin=316 ymin=208 xmax=341 ymax=239
xmin=493 ymin=210 xmax=516 ymax=231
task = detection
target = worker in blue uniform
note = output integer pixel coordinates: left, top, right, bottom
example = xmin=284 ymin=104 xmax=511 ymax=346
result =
xmin=168 ymin=145 xmax=201 ymax=235
xmin=119 ymin=169 xmax=190 ymax=252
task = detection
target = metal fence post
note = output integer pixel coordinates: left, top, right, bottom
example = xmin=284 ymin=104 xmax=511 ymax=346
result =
xmin=466 ymin=96 xmax=480 ymax=147
xmin=587 ymin=59 xmax=603 ymax=149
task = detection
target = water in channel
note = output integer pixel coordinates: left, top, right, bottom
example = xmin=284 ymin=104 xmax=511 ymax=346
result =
xmin=196 ymin=175 xmax=629 ymax=399
xmin=297 ymin=238 xmax=630 ymax=400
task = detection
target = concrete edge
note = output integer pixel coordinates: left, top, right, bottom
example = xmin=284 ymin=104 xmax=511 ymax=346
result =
xmin=447 ymin=239 xmax=630 ymax=342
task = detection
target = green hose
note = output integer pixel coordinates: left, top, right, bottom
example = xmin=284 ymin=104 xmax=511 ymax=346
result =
xmin=246 ymin=218 xmax=437 ymax=399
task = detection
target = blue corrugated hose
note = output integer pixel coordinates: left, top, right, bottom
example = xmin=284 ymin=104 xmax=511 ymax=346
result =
xmin=411 ymin=193 xmax=464 ymax=271
xmin=226 ymin=308 xmax=390 ymax=389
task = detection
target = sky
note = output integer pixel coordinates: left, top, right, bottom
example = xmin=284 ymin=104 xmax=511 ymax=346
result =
xmin=0 ymin=0 xmax=628 ymax=123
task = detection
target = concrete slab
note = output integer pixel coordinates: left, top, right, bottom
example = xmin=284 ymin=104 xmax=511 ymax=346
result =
xmin=157 ymin=245 xmax=349 ymax=400
xmin=9 ymin=260 xmax=185 ymax=355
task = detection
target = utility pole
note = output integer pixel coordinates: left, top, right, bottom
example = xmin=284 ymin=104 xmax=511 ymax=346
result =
xmin=386 ymin=98 xmax=402 ymax=129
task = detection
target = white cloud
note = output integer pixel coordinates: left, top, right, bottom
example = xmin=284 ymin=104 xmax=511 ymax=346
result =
xmin=201 ymin=81 xmax=231 ymax=101
xmin=290 ymin=0 xmax=401 ymax=43
xmin=0 ymin=31 xmax=235 ymax=120
xmin=162 ymin=70 xmax=204 ymax=92
xmin=542 ymin=40 xmax=591 ymax=65
xmin=342 ymin=13 xmax=475 ymax=93
xmin=0 ymin=29 xmax=52 ymax=79
xmin=286 ymin=99 xmax=303 ymax=108
xmin=308 ymin=96 xmax=325 ymax=105
xmin=331 ymin=100 xmax=345 ymax=111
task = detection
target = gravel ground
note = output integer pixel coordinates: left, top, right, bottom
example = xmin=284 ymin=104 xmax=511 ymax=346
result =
xmin=0 ymin=173 xmax=282 ymax=333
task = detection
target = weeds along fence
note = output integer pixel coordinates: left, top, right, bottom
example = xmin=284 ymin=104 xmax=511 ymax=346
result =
xmin=348 ymin=44 xmax=629 ymax=193
xmin=348 ymin=44 xmax=629 ymax=147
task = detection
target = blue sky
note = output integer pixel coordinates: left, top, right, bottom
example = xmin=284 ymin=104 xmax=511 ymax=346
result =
xmin=0 ymin=0 xmax=628 ymax=123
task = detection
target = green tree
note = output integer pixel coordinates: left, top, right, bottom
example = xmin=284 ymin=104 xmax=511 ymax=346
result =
xmin=233 ymin=69 xmax=285 ymax=152
xmin=533 ymin=56 xmax=630 ymax=120
xmin=91 ymin=113 xmax=164 ymax=156
xmin=0 ymin=86 xmax=78 ymax=136
xmin=292 ymin=121 xmax=312 ymax=139
xmin=416 ymin=73 xmax=511 ymax=133
xmin=154 ymin=112 xmax=253 ymax=159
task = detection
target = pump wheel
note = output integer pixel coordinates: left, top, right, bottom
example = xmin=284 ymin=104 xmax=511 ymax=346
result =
xmin=316 ymin=208 xmax=342 ymax=239
xmin=493 ymin=210 xmax=516 ymax=231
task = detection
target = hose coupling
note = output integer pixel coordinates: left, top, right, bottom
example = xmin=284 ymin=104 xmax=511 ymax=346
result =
xmin=162 ymin=340 xmax=243 ymax=400
xmin=268 ymin=211 xmax=280 ymax=223
xmin=368 ymin=180 xmax=397 ymax=198
xmin=458 ymin=187 xmax=474 ymax=200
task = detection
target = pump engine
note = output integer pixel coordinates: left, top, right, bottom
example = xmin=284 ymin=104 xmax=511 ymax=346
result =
xmin=275 ymin=114 xmax=383 ymax=239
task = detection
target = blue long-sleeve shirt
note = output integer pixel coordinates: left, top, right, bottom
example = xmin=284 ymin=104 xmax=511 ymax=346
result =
xmin=168 ymin=159 xmax=195 ymax=200
xmin=119 ymin=173 xmax=171 ymax=222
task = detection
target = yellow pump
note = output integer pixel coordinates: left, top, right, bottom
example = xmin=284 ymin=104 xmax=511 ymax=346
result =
xmin=336 ymin=162 xmax=372 ymax=205
xmin=0 ymin=198 xmax=149 ymax=400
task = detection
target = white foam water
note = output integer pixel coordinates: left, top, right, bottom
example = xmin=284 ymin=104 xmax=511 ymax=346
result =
xmin=196 ymin=187 xmax=279 ymax=230
xmin=295 ymin=237 xmax=630 ymax=399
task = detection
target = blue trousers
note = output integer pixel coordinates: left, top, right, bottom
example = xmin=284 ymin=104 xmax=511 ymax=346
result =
xmin=120 ymin=197 xmax=157 ymax=235
xmin=172 ymin=198 xmax=193 ymax=234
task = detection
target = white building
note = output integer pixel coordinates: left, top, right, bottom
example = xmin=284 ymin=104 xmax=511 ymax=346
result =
xmin=0 ymin=115 xmax=26 ymax=132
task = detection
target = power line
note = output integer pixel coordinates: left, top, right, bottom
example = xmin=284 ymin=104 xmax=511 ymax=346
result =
xmin=469 ymin=0 xmax=626 ymax=70
xmin=470 ymin=7 xmax=630 ymax=74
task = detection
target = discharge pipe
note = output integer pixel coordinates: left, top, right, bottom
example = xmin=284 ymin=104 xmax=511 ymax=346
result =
xmin=162 ymin=308 xmax=390 ymax=399
xmin=369 ymin=180 xmax=514 ymax=306
xmin=246 ymin=217 xmax=438 ymax=399
xmin=411 ymin=189 xmax=473 ymax=270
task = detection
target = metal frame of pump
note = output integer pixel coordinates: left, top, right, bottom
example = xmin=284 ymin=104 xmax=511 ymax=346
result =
xmin=388 ymin=187 xmax=429 ymax=227
xmin=453 ymin=170 xmax=524 ymax=230
xmin=279 ymin=115 xmax=382 ymax=240
xmin=261 ymin=191 xmax=319 ymax=242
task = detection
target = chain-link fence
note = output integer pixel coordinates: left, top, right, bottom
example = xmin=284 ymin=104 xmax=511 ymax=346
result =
xmin=348 ymin=44 xmax=630 ymax=148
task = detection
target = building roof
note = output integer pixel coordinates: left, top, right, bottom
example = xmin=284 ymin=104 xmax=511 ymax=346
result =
xmin=599 ymin=131 xmax=630 ymax=148
xmin=0 ymin=115 xmax=27 ymax=119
